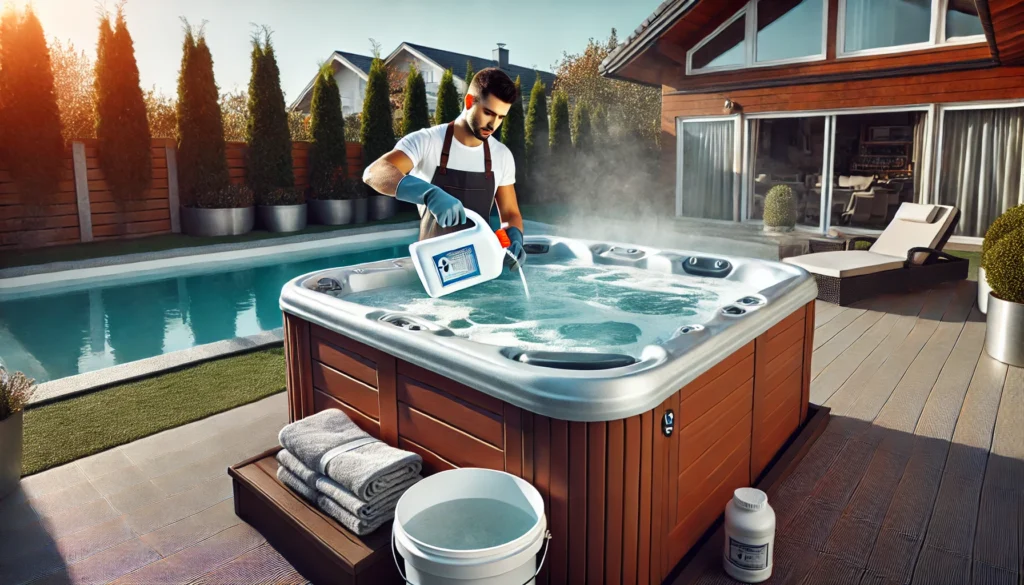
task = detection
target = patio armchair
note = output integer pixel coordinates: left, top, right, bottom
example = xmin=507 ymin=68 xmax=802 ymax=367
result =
xmin=783 ymin=203 xmax=967 ymax=305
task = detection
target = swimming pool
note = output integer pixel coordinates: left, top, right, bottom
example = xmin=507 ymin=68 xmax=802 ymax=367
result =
xmin=0 ymin=236 xmax=416 ymax=383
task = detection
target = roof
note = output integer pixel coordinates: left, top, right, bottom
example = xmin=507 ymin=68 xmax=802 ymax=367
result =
xmin=399 ymin=42 xmax=557 ymax=90
xmin=334 ymin=51 xmax=373 ymax=75
xmin=598 ymin=0 xmax=699 ymax=83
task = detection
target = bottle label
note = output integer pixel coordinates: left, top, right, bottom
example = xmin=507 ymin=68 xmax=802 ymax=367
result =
xmin=433 ymin=245 xmax=480 ymax=286
xmin=727 ymin=537 xmax=769 ymax=571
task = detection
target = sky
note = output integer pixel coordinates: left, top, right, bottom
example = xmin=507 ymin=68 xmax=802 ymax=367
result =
xmin=20 ymin=0 xmax=661 ymax=104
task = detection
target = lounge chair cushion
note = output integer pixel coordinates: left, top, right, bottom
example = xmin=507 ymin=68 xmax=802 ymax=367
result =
xmin=784 ymin=250 xmax=906 ymax=278
xmin=869 ymin=204 xmax=956 ymax=263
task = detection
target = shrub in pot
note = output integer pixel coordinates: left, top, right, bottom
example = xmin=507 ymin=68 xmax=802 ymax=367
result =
xmin=979 ymin=204 xmax=1024 ymax=314
xmin=181 ymin=184 xmax=256 ymax=237
xmin=256 ymin=187 xmax=307 ymax=233
xmin=0 ymin=367 xmax=36 ymax=500
xmin=763 ymin=185 xmax=797 ymax=233
xmin=983 ymin=212 xmax=1024 ymax=367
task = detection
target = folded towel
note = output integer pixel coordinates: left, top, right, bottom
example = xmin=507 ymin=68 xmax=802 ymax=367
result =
xmin=278 ymin=409 xmax=422 ymax=501
xmin=276 ymin=449 xmax=420 ymax=521
xmin=276 ymin=464 xmax=392 ymax=536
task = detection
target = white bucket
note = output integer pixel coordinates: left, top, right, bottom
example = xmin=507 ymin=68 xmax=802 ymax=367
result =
xmin=392 ymin=468 xmax=551 ymax=585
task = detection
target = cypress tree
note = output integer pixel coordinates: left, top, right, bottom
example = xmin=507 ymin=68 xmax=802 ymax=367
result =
xmin=549 ymin=90 xmax=571 ymax=153
xmin=176 ymin=23 xmax=230 ymax=205
xmin=401 ymin=63 xmax=429 ymax=136
xmin=524 ymin=75 xmax=548 ymax=167
xmin=245 ymin=28 xmax=294 ymax=203
xmin=572 ymin=100 xmax=592 ymax=153
xmin=462 ymin=60 xmax=475 ymax=104
xmin=308 ymin=64 xmax=346 ymax=198
xmin=360 ymin=56 xmax=395 ymax=172
xmin=434 ymin=69 xmax=460 ymax=125
xmin=95 ymin=8 xmax=152 ymax=203
xmin=0 ymin=8 xmax=65 ymax=200
xmin=590 ymin=104 xmax=608 ymax=145
xmin=499 ymin=76 xmax=526 ymax=186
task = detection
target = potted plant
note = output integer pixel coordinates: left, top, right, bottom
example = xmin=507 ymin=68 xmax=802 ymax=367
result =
xmin=979 ymin=204 xmax=1024 ymax=314
xmin=763 ymin=184 xmax=796 ymax=233
xmin=0 ymin=366 xmax=35 ymax=500
xmin=181 ymin=184 xmax=256 ymax=237
xmin=256 ymin=187 xmax=308 ymax=233
xmin=983 ymin=212 xmax=1024 ymax=367
xmin=308 ymin=177 xmax=367 ymax=226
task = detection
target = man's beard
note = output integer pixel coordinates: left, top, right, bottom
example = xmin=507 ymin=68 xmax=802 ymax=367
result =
xmin=467 ymin=117 xmax=494 ymax=141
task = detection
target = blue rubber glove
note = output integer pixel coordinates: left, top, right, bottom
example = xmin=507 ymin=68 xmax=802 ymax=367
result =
xmin=395 ymin=175 xmax=466 ymax=228
xmin=504 ymin=226 xmax=527 ymax=271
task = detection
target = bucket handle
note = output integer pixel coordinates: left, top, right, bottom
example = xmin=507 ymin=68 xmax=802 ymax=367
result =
xmin=391 ymin=529 xmax=553 ymax=585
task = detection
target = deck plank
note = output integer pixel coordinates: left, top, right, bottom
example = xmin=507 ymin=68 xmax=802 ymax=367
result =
xmin=813 ymin=307 xmax=867 ymax=350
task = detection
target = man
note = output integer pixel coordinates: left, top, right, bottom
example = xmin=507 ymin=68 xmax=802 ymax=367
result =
xmin=362 ymin=67 xmax=527 ymax=271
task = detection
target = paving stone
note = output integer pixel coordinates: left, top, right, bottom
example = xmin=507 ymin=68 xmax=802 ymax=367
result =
xmin=40 ymin=539 xmax=160 ymax=585
xmin=186 ymin=542 xmax=305 ymax=585
xmin=105 ymin=479 xmax=170 ymax=515
xmin=19 ymin=464 xmax=88 ymax=500
xmin=125 ymin=475 xmax=233 ymax=536
xmin=87 ymin=464 xmax=150 ymax=497
xmin=139 ymin=499 xmax=242 ymax=557
xmin=75 ymin=449 xmax=135 ymax=480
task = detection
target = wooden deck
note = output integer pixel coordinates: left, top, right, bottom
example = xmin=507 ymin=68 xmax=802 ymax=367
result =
xmin=2 ymin=279 xmax=1020 ymax=584
xmin=677 ymin=278 xmax=1024 ymax=585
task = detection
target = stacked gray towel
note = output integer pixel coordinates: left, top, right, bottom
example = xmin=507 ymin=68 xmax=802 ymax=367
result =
xmin=276 ymin=409 xmax=423 ymax=535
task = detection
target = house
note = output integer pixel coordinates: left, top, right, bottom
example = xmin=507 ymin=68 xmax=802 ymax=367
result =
xmin=289 ymin=51 xmax=373 ymax=116
xmin=291 ymin=42 xmax=556 ymax=116
xmin=600 ymin=0 xmax=1024 ymax=244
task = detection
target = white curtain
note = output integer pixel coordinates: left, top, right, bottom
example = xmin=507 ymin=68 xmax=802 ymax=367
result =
xmin=937 ymin=107 xmax=1024 ymax=237
xmin=912 ymin=111 xmax=927 ymax=203
xmin=680 ymin=120 xmax=735 ymax=220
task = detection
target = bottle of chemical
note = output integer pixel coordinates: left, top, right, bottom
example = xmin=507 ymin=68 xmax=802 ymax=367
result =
xmin=410 ymin=209 xmax=510 ymax=298
xmin=723 ymin=488 xmax=775 ymax=583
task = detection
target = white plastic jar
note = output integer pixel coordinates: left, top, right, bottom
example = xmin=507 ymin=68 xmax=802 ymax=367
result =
xmin=722 ymin=487 xmax=775 ymax=583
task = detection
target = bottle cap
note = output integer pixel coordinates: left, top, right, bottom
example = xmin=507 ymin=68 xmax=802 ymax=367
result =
xmin=733 ymin=487 xmax=767 ymax=511
xmin=495 ymin=229 xmax=511 ymax=248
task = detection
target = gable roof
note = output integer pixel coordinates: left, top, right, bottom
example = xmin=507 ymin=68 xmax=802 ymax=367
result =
xmin=598 ymin=0 xmax=699 ymax=84
xmin=288 ymin=51 xmax=374 ymax=111
xmin=395 ymin=42 xmax=557 ymax=90
xmin=335 ymin=51 xmax=374 ymax=76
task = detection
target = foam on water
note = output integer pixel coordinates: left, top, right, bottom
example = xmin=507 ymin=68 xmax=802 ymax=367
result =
xmin=402 ymin=498 xmax=537 ymax=550
xmin=342 ymin=261 xmax=760 ymax=356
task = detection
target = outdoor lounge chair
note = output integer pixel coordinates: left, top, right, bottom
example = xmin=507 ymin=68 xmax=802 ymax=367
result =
xmin=783 ymin=203 xmax=968 ymax=306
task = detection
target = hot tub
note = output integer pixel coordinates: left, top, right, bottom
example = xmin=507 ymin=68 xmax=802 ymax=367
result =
xmin=279 ymin=235 xmax=817 ymax=584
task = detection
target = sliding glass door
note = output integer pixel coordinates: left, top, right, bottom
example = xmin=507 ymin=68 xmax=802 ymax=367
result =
xmin=746 ymin=116 xmax=828 ymax=229
xmin=936 ymin=106 xmax=1024 ymax=238
xmin=677 ymin=117 xmax=740 ymax=220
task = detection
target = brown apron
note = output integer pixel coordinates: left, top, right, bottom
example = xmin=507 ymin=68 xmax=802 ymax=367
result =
xmin=419 ymin=122 xmax=497 ymax=241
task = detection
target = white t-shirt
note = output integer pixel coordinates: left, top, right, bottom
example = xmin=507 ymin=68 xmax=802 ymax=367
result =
xmin=395 ymin=122 xmax=516 ymax=195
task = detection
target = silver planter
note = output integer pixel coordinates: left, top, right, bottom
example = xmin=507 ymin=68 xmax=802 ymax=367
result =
xmin=0 ymin=410 xmax=23 ymax=501
xmin=257 ymin=204 xmax=308 ymax=233
xmin=985 ymin=293 xmax=1024 ymax=367
xmin=978 ymin=266 xmax=992 ymax=314
xmin=309 ymin=199 xmax=354 ymax=225
xmin=354 ymin=198 xmax=369 ymax=224
xmin=369 ymin=195 xmax=396 ymax=220
xmin=181 ymin=206 xmax=255 ymax=237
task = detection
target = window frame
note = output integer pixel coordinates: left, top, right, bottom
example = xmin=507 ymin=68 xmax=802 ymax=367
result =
xmin=836 ymin=0 xmax=987 ymax=59
xmin=686 ymin=0 xmax=829 ymax=76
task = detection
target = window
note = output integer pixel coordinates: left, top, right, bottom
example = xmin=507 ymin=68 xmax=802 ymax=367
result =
xmin=677 ymin=118 xmax=740 ymax=220
xmin=839 ymin=0 xmax=986 ymax=57
xmin=688 ymin=0 xmax=826 ymax=74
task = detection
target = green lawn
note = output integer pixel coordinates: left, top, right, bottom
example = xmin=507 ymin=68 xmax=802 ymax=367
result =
xmin=22 ymin=347 xmax=286 ymax=476
xmin=3 ymin=211 xmax=420 ymax=269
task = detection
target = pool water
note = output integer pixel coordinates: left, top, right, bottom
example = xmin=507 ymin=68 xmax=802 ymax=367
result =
xmin=343 ymin=262 xmax=760 ymax=356
xmin=0 ymin=240 xmax=414 ymax=383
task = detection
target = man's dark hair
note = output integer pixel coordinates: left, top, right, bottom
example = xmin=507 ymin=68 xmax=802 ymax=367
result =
xmin=469 ymin=68 xmax=518 ymax=105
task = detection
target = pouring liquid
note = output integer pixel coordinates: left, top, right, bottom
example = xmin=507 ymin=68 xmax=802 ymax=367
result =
xmin=505 ymin=249 xmax=531 ymax=300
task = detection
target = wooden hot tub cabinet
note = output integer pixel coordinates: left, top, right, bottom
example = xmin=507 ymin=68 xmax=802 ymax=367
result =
xmin=282 ymin=300 xmax=815 ymax=584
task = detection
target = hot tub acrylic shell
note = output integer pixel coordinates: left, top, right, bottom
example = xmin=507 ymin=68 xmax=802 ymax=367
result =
xmin=279 ymin=235 xmax=817 ymax=423
xmin=279 ymin=235 xmax=818 ymax=584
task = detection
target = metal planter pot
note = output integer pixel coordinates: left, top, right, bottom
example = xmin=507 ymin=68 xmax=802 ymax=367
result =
xmin=257 ymin=204 xmax=308 ymax=233
xmin=985 ymin=293 xmax=1024 ymax=367
xmin=354 ymin=198 xmax=369 ymax=224
xmin=0 ymin=410 xmax=23 ymax=501
xmin=308 ymin=199 xmax=354 ymax=226
xmin=978 ymin=266 xmax=992 ymax=314
xmin=369 ymin=195 xmax=396 ymax=221
xmin=181 ymin=206 xmax=255 ymax=237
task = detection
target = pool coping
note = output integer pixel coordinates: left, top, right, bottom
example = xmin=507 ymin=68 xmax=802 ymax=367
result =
xmin=27 ymin=329 xmax=285 ymax=407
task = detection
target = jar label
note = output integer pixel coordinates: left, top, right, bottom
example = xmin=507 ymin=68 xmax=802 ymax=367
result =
xmin=728 ymin=537 xmax=769 ymax=571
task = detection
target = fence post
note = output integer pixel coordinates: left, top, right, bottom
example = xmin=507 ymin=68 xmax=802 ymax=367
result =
xmin=165 ymin=143 xmax=181 ymax=233
xmin=72 ymin=141 xmax=93 ymax=243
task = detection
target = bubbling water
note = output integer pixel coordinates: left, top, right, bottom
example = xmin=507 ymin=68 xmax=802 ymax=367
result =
xmin=343 ymin=261 xmax=759 ymax=357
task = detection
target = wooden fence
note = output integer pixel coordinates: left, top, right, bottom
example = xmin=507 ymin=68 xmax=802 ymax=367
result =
xmin=0 ymin=139 xmax=365 ymax=250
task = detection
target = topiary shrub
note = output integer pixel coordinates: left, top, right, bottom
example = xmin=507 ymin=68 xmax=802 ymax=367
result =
xmin=981 ymin=204 xmax=1024 ymax=269
xmin=984 ymin=226 xmax=1024 ymax=304
xmin=401 ymin=63 xmax=430 ymax=136
xmin=258 ymin=186 xmax=304 ymax=206
xmin=245 ymin=28 xmax=294 ymax=202
xmin=192 ymin=184 xmax=254 ymax=209
xmin=433 ymin=68 xmax=460 ymax=125
xmin=308 ymin=64 xmax=347 ymax=199
xmin=764 ymin=184 xmax=797 ymax=229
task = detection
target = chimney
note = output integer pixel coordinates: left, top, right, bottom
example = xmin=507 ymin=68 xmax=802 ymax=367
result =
xmin=493 ymin=43 xmax=509 ymax=70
